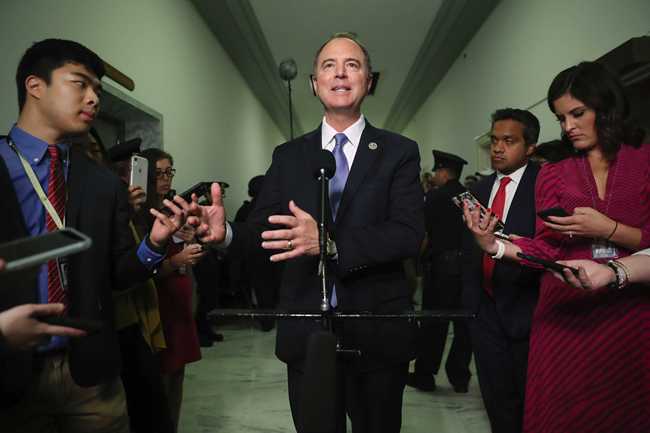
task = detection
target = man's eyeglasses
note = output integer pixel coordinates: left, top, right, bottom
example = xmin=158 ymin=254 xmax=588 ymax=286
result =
xmin=156 ymin=168 xmax=176 ymax=179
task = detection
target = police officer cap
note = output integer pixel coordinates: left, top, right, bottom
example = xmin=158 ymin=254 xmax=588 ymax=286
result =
xmin=107 ymin=137 xmax=142 ymax=162
xmin=432 ymin=150 xmax=467 ymax=173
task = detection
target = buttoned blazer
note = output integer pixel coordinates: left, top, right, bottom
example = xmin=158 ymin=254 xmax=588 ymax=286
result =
xmin=231 ymin=123 xmax=425 ymax=370
xmin=0 ymin=148 xmax=152 ymax=406
xmin=461 ymin=162 xmax=542 ymax=339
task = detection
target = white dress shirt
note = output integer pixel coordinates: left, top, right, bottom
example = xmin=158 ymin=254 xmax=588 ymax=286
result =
xmin=321 ymin=114 xmax=366 ymax=168
xmin=487 ymin=163 xmax=528 ymax=222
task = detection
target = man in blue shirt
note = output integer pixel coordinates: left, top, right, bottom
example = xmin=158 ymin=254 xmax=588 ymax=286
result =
xmin=0 ymin=39 xmax=186 ymax=433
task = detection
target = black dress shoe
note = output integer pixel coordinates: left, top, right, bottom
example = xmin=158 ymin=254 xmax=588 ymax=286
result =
xmin=209 ymin=332 xmax=224 ymax=342
xmin=406 ymin=373 xmax=436 ymax=391
xmin=452 ymin=383 xmax=469 ymax=393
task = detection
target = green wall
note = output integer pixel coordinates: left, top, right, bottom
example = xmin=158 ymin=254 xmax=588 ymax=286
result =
xmin=404 ymin=0 xmax=650 ymax=176
xmin=0 ymin=0 xmax=285 ymax=213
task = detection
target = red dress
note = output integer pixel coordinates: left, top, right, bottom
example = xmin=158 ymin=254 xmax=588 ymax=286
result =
xmin=514 ymin=144 xmax=650 ymax=432
xmin=157 ymin=241 xmax=201 ymax=374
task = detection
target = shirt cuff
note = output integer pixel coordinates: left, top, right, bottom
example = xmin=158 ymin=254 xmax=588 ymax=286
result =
xmin=138 ymin=238 xmax=166 ymax=269
xmin=211 ymin=222 xmax=233 ymax=251
xmin=633 ymin=248 xmax=650 ymax=256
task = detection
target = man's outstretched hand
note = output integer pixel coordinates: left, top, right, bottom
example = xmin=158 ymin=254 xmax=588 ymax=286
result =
xmin=262 ymin=200 xmax=320 ymax=262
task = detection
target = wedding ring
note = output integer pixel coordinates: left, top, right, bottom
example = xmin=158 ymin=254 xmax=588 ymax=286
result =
xmin=287 ymin=240 xmax=293 ymax=250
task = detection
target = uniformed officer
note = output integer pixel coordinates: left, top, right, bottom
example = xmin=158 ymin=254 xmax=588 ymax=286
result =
xmin=407 ymin=150 xmax=472 ymax=392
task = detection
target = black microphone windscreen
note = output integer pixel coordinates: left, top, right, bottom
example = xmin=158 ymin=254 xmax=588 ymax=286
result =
xmin=300 ymin=331 xmax=338 ymax=433
xmin=279 ymin=58 xmax=298 ymax=81
xmin=313 ymin=149 xmax=336 ymax=179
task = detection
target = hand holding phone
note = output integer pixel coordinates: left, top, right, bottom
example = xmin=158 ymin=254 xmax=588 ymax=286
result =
xmin=517 ymin=252 xmax=580 ymax=278
xmin=537 ymin=207 xmax=570 ymax=222
xmin=452 ymin=191 xmax=506 ymax=232
xmin=129 ymin=155 xmax=148 ymax=198
xmin=38 ymin=315 xmax=104 ymax=336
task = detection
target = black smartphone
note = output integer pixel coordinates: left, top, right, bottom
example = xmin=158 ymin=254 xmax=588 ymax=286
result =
xmin=517 ymin=252 xmax=579 ymax=277
xmin=0 ymin=228 xmax=92 ymax=273
xmin=38 ymin=316 xmax=104 ymax=335
xmin=537 ymin=207 xmax=570 ymax=221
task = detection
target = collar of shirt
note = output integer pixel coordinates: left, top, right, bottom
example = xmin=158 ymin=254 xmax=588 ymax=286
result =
xmin=8 ymin=124 xmax=69 ymax=166
xmin=321 ymin=114 xmax=366 ymax=152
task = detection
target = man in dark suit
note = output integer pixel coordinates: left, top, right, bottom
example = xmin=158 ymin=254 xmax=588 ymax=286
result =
xmin=461 ymin=108 xmax=542 ymax=433
xmin=0 ymin=39 xmax=184 ymax=432
xmin=191 ymin=32 xmax=424 ymax=433
xmin=408 ymin=150 xmax=472 ymax=393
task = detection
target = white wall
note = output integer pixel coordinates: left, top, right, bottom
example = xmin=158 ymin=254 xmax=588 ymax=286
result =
xmin=0 ymin=0 xmax=285 ymax=213
xmin=404 ymin=0 xmax=650 ymax=175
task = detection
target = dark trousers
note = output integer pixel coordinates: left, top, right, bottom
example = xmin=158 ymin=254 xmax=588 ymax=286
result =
xmin=469 ymin=292 xmax=529 ymax=433
xmin=288 ymin=361 xmax=408 ymax=433
xmin=118 ymin=325 xmax=174 ymax=433
xmin=414 ymin=262 xmax=472 ymax=386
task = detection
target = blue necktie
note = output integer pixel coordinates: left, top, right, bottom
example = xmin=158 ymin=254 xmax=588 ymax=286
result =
xmin=328 ymin=133 xmax=349 ymax=307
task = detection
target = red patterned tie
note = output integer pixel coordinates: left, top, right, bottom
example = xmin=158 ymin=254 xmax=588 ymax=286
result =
xmin=46 ymin=145 xmax=66 ymax=306
xmin=482 ymin=176 xmax=511 ymax=297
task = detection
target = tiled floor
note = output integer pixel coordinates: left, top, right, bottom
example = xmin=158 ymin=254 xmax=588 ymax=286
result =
xmin=180 ymin=321 xmax=490 ymax=433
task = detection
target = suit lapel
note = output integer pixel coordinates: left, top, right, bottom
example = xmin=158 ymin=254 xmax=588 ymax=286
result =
xmin=504 ymin=163 xmax=538 ymax=231
xmin=335 ymin=123 xmax=382 ymax=221
xmin=65 ymin=149 xmax=89 ymax=229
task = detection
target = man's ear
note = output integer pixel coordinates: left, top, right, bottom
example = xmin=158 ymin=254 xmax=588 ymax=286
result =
xmin=366 ymin=74 xmax=373 ymax=93
xmin=25 ymin=75 xmax=45 ymax=101
xmin=526 ymin=143 xmax=536 ymax=157
xmin=309 ymin=74 xmax=317 ymax=96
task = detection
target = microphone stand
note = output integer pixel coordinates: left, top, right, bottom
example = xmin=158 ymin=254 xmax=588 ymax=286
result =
xmin=317 ymin=168 xmax=330 ymax=317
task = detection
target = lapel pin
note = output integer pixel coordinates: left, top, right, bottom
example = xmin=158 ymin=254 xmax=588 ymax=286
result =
xmin=368 ymin=142 xmax=378 ymax=150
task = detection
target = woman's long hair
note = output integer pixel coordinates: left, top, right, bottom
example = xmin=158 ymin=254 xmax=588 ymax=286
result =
xmin=547 ymin=61 xmax=643 ymax=160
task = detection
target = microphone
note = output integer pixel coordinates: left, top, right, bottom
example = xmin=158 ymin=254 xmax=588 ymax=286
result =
xmin=299 ymin=330 xmax=338 ymax=433
xmin=278 ymin=58 xmax=298 ymax=81
xmin=313 ymin=149 xmax=336 ymax=180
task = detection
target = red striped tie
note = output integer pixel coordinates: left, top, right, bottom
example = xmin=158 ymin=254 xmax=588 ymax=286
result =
xmin=46 ymin=145 xmax=66 ymax=306
xmin=482 ymin=176 xmax=511 ymax=297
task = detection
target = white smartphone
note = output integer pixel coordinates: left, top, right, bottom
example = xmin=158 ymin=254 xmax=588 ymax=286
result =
xmin=0 ymin=228 xmax=92 ymax=273
xmin=129 ymin=155 xmax=148 ymax=198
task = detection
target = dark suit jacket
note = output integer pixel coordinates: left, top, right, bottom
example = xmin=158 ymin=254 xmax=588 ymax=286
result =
xmin=461 ymin=163 xmax=541 ymax=340
xmin=0 ymin=147 xmax=154 ymax=406
xmin=231 ymin=123 xmax=425 ymax=370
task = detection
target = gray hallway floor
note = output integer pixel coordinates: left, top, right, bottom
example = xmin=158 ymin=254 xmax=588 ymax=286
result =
xmin=180 ymin=322 xmax=490 ymax=433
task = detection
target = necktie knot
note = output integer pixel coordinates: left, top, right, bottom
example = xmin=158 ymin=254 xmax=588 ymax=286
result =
xmin=48 ymin=144 xmax=60 ymax=160
xmin=500 ymin=176 xmax=512 ymax=188
xmin=334 ymin=133 xmax=348 ymax=149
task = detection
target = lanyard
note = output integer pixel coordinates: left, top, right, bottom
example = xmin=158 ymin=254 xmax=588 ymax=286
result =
xmin=6 ymin=135 xmax=65 ymax=229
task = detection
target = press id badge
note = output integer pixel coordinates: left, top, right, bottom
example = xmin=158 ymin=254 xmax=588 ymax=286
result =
xmin=591 ymin=239 xmax=619 ymax=259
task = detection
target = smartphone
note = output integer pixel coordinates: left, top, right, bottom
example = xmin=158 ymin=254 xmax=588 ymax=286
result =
xmin=452 ymin=190 xmax=506 ymax=232
xmin=129 ymin=155 xmax=148 ymax=197
xmin=516 ymin=252 xmax=579 ymax=277
xmin=0 ymin=228 xmax=92 ymax=273
xmin=38 ymin=316 xmax=104 ymax=335
xmin=537 ymin=207 xmax=569 ymax=221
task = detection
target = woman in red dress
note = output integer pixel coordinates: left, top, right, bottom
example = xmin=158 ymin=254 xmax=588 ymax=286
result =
xmin=138 ymin=148 xmax=205 ymax=432
xmin=464 ymin=61 xmax=650 ymax=432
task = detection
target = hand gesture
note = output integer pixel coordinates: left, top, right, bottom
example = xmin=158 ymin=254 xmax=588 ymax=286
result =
xmin=148 ymin=196 xmax=189 ymax=248
xmin=191 ymin=183 xmax=227 ymax=244
xmin=261 ymin=200 xmax=319 ymax=262
xmin=551 ymin=259 xmax=615 ymax=290
xmin=544 ymin=207 xmax=615 ymax=239
xmin=0 ymin=303 xmax=86 ymax=350
xmin=175 ymin=224 xmax=196 ymax=243
xmin=462 ymin=200 xmax=499 ymax=255
xmin=128 ymin=185 xmax=146 ymax=212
